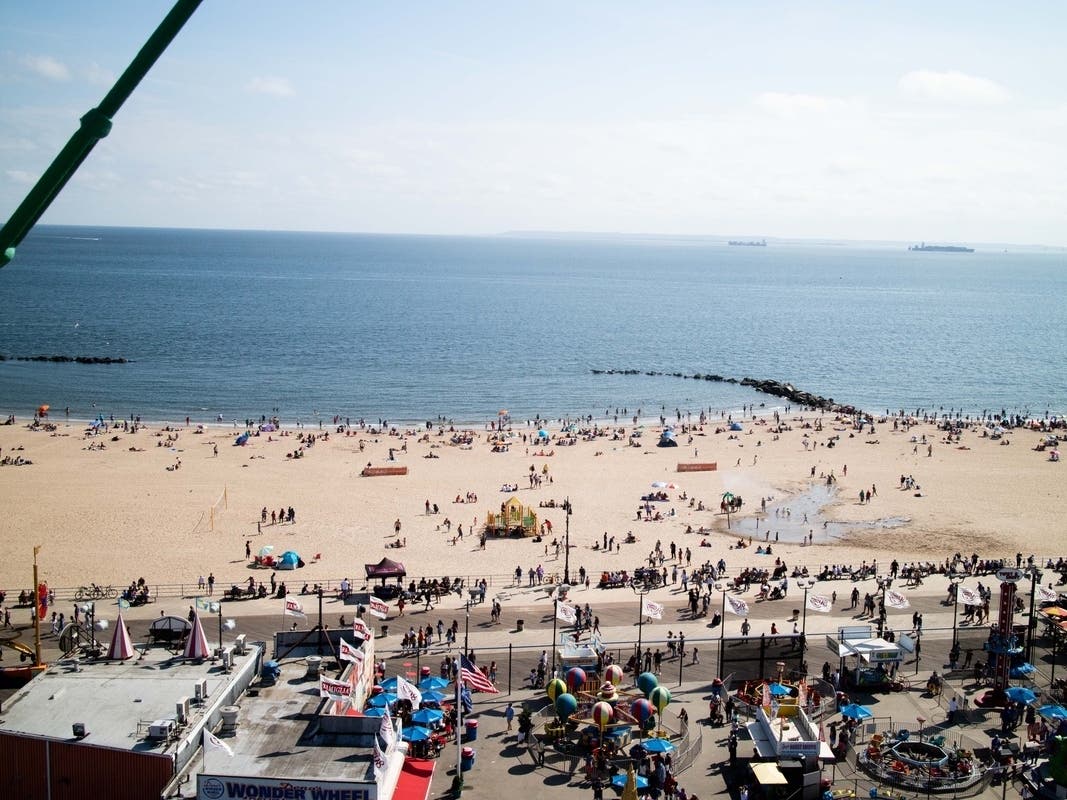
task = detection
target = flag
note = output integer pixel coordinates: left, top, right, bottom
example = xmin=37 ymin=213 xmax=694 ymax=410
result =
xmin=396 ymin=674 xmax=422 ymax=707
xmin=203 ymin=729 xmax=233 ymax=758
xmin=642 ymin=599 xmax=664 ymax=620
xmin=379 ymin=709 xmax=396 ymax=752
xmin=339 ymin=637 xmax=364 ymax=664
xmin=885 ymin=590 xmax=910 ymax=610
xmin=372 ymin=739 xmax=388 ymax=781
xmin=806 ymin=594 xmax=833 ymax=613
xmin=118 ymin=598 xmax=131 ymax=610
xmin=556 ymin=602 xmax=577 ymax=624
xmin=320 ymin=675 xmax=352 ymax=699
xmin=460 ymin=654 xmax=499 ymax=693
xmin=352 ymin=618 xmax=373 ymax=640
xmin=368 ymin=598 xmax=389 ymax=619
xmin=726 ymin=595 xmax=749 ymax=617
xmin=284 ymin=597 xmax=306 ymax=618
xmin=958 ymin=586 xmax=981 ymax=606
xmin=37 ymin=582 xmax=49 ymax=621
xmin=1039 ymin=586 xmax=1058 ymax=602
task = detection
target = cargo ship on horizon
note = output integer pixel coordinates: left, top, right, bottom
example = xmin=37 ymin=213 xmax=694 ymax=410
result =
xmin=909 ymin=242 xmax=975 ymax=253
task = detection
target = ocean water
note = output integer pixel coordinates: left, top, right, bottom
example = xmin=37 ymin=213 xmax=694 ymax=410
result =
xmin=0 ymin=226 xmax=1064 ymax=424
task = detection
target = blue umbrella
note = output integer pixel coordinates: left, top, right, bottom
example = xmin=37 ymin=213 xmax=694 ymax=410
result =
xmin=419 ymin=676 xmax=450 ymax=691
xmin=612 ymin=774 xmax=649 ymax=789
xmin=363 ymin=707 xmax=387 ymax=717
xmin=421 ymin=690 xmax=447 ymax=706
xmin=1005 ymin=686 xmax=1037 ymax=704
xmin=840 ymin=703 xmax=873 ymax=720
xmin=1038 ymin=704 xmax=1067 ymax=721
xmin=642 ymin=738 xmax=676 ymax=753
xmin=769 ymin=682 xmax=791 ymax=697
xmin=378 ymin=677 xmax=399 ymax=691
xmin=411 ymin=708 xmax=444 ymax=727
xmin=368 ymin=692 xmax=398 ymax=708
xmin=402 ymin=726 xmax=431 ymax=742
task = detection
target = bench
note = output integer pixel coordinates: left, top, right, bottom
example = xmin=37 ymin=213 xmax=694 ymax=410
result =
xmin=677 ymin=462 xmax=717 ymax=472
xmin=361 ymin=466 xmax=409 ymax=477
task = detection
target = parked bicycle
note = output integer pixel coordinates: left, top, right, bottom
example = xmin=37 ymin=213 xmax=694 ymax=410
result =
xmin=74 ymin=583 xmax=117 ymax=600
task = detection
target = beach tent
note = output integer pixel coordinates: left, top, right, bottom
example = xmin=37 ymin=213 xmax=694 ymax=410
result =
xmin=658 ymin=430 xmax=678 ymax=448
xmin=234 ymin=432 xmax=250 ymax=446
xmin=729 ymin=422 xmax=743 ymax=431
xmin=537 ymin=429 xmax=549 ymax=439
xmin=106 ymin=611 xmax=135 ymax=660
xmin=278 ymin=550 xmax=302 ymax=570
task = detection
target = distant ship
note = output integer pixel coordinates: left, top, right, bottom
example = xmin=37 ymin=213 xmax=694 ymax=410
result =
xmin=728 ymin=239 xmax=766 ymax=247
xmin=909 ymin=242 xmax=974 ymax=253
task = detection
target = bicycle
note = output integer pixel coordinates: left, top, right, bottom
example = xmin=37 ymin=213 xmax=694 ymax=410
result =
xmin=74 ymin=583 xmax=117 ymax=601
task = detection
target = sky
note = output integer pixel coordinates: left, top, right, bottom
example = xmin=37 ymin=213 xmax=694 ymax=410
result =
xmin=1 ymin=1 xmax=1066 ymax=245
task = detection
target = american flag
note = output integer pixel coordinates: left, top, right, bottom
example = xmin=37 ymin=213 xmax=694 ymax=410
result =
xmin=459 ymin=655 xmax=499 ymax=694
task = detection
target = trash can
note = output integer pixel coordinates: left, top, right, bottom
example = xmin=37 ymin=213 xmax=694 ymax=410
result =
xmin=465 ymin=719 xmax=478 ymax=741
xmin=461 ymin=747 xmax=475 ymax=771
xmin=516 ymin=619 xmax=524 ymax=632
xmin=380 ymin=625 xmax=388 ymax=637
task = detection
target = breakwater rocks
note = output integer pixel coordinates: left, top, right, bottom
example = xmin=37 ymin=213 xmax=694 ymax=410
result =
xmin=0 ymin=354 xmax=130 ymax=364
xmin=589 ymin=369 xmax=862 ymax=415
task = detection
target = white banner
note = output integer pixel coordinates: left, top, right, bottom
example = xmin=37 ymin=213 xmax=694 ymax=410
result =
xmin=373 ymin=739 xmax=387 ymax=781
xmin=352 ymin=618 xmax=373 ymax=640
xmin=379 ymin=709 xmax=396 ymax=752
xmin=806 ymin=594 xmax=833 ymax=613
xmin=642 ymin=599 xmax=664 ymax=620
xmin=1039 ymin=586 xmax=1059 ymax=602
xmin=556 ymin=603 xmax=577 ymax=624
xmin=396 ymin=674 xmax=422 ymax=707
xmin=339 ymin=637 xmax=364 ymax=664
xmin=320 ymin=675 xmax=352 ymax=699
xmin=368 ymin=597 xmax=389 ymax=619
xmin=726 ymin=595 xmax=749 ymax=617
xmin=885 ymin=590 xmax=910 ymax=610
xmin=284 ymin=598 xmax=306 ymax=618
xmin=958 ymin=586 xmax=982 ymax=606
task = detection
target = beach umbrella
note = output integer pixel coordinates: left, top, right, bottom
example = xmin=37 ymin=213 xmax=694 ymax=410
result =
xmin=378 ymin=677 xmax=399 ymax=691
xmin=258 ymin=545 xmax=274 ymax=558
xmin=106 ymin=611 xmax=134 ymax=660
xmin=419 ymin=676 xmax=449 ymax=691
xmin=604 ymin=664 xmax=624 ymax=686
xmin=420 ymin=690 xmax=447 ymax=706
xmin=840 ymin=703 xmax=873 ymax=721
xmin=1005 ymin=686 xmax=1037 ymax=704
xmin=642 ymin=737 xmax=676 ymax=753
xmin=410 ymin=708 xmax=444 ymax=727
xmin=1038 ymin=704 xmax=1067 ymax=721
xmin=613 ymin=772 xmax=648 ymax=791
xmin=362 ymin=706 xmax=387 ymax=717
xmin=183 ymin=612 xmax=211 ymax=660
xmin=368 ymin=692 xmax=398 ymax=708
xmin=402 ymin=726 xmax=431 ymax=742
xmin=769 ymin=682 xmax=792 ymax=697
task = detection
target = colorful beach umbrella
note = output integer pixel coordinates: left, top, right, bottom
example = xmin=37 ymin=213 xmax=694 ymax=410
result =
xmin=1005 ymin=686 xmax=1037 ymax=704
xmin=183 ymin=612 xmax=211 ymax=660
xmin=378 ymin=677 xmax=399 ymax=691
xmin=420 ymin=690 xmax=447 ymax=706
xmin=840 ymin=703 xmax=873 ymax=720
xmin=642 ymin=737 xmax=676 ymax=753
xmin=401 ymin=726 xmax=431 ymax=742
xmin=106 ymin=611 xmax=134 ymax=660
xmin=368 ymin=692 xmax=398 ymax=708
xmin=419 ymin=676 xmax=449 ymax=691
xmin=410 ymin=708 xmax=444 ymax=727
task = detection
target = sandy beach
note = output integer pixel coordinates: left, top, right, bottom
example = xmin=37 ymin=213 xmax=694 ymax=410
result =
xmin=0 ymin=411 xmax=1063 ymax=596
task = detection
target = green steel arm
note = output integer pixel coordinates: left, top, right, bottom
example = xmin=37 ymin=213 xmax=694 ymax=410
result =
xmin=0 ymin=0 xmax=203 ymax=268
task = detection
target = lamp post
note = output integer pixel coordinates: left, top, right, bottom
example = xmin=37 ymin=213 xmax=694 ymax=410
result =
xmin=551 ymin=595 xmax=558 ymax=677
xmin=633 ymin=579 xmax=650 ymax=663
xmin=464 ymin=599 xmax=471 ymax=658
xmin=1026 ymin=567 xmax=1042 ymax=664
xmin=796 ymin=578 xmax=815 ymax=662
xmin=562 ymin=497 xmax=572 ymax=586
xmin=715 ymin=581 xmax=728 ymax=676
xmin=876 ymin=576 xmax=892 ymax=638
xmin=949 ymin=574 xmax=965 ymax=650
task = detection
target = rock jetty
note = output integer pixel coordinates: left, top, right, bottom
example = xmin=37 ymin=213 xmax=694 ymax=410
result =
xmin=0 ymin=354 xmax=130 ymax=364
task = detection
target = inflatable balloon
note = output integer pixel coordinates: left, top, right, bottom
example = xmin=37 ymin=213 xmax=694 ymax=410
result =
xmin=566 ymin=667 xmax=587 ymax=693
xmin=636 ymin=671 xmax=659 ymax=696
xmin=630 ymin=698 xmax=655 ymax=725
xmin=555 ymin=692 xmax=578 ymax=720
xmin=604 ymin=664 xmax=624 ymax=686
xmin=546 ymin=678 xmax=567 ymax=701
xmin=649 ymin=685 xmax=671 ymax=712
xmin=592 ymin=700 xmax=614 ymax=729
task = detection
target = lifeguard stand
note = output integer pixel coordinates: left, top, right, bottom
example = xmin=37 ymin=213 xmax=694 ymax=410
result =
xmin=484 ymin=497 xmax=538 ymax=537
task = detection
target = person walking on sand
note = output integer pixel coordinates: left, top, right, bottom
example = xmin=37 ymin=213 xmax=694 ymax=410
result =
xmin=245 ymin=540 xmax=252 ymax=560
xmin=394 ymin=518 xmax=402 ymax=536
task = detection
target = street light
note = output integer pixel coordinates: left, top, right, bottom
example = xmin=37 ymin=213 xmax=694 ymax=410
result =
xmin=714 ymin=580 xmax=728 ymax=676
xmin=464 ymin=599 xmax=471 ymax=658
xmin=949 ymin=574 xmax=965 ymax=651
xmin=632 ymin=579 xmax=651 ymax=663
xmin=562 ymin=497 xmax=573 ymax=586
xmin=876 ymin=576 xmax=892 ymax=638
xmin=796 ymin=577 xmax=815 ymax=662
xmin=1026 ymin=566 xmax=1042 ymax=664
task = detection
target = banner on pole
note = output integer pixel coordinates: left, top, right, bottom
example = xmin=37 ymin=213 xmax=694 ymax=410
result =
xmin=726 ymin=595 xmax=749 ymax=617
xmin=806 ymin=594 xmax=833 ymax=613
xmin=284 ymin=598 xmax=306 ymax=618
xmin=556 ymin=603 xmax=577 ymax=624
xmin=642 ymin=599 xmax=664 ymax=620
xmin=319 ymin=675 xmax=352 ymax=699
xmin=368 ymin=598 xmax=389 ymax=619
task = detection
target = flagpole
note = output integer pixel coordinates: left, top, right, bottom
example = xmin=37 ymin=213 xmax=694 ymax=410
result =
xmin=453 ymin=657 xmax=464 ymax=795
xmin=551 ymin=597 xmax=558 ymax=677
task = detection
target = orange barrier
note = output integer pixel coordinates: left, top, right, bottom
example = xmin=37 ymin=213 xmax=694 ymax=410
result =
xmin=360 ymin=466 xmax=409 ymax=477
xmin=677 ymin=462 xmax=717 ymax=472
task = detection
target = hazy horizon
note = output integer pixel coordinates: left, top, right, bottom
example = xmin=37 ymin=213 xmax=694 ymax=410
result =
xmin=3 ymin=2 xmax=1066 ymax=246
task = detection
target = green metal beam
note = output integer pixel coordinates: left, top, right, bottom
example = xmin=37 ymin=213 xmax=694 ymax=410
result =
xmin=0 ymin=0 xmax=203 ymax=268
